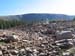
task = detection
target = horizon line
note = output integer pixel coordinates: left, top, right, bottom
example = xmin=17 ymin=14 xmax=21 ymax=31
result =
xmin=0 ymin=13 xmax=75 ymax=16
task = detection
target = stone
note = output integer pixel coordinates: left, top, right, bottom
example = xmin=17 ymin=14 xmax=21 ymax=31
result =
xmin=0 ymin=50 xmax=2 ymax=55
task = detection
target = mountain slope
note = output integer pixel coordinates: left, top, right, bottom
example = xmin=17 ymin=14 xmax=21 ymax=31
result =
xmin=21 ymin=13 xmax=74 ymax=21
xmin=0 ymin=13 xmax=74 ymax=23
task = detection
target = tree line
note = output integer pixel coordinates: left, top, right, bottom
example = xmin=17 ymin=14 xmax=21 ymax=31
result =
xmin=0 ymin=19 xmax=23 ymax=29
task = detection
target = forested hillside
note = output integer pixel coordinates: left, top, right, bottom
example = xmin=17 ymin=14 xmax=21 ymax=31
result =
xmin=0 ymin=19 xmax=23 ymax=29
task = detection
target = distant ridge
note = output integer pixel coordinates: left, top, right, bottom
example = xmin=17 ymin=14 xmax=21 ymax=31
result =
xmin=0 ymin=13 xmax=75 ymax=23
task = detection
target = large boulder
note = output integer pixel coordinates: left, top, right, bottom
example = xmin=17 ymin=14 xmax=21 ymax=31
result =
xmin=55 ymin=31 xmax=72 ymax=40
xmin=4 ymin=35 xmax=19 ymax=42
xmin=55 ymin=39 xmax=73 ymax=49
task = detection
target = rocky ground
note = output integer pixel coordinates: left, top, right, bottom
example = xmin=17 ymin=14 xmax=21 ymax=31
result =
xmin=0 ymin=21 xmax=74 ymax=56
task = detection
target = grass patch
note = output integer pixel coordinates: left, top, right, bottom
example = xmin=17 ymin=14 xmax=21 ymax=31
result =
xmin=0 ymin=41 xmax=6 ymax=45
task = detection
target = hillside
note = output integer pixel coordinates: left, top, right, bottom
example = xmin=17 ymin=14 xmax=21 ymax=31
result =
xmin=0 ymin=13 xmax=75 ymax=23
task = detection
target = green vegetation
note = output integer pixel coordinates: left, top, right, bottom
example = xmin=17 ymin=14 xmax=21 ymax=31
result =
xmin=0 ymin=19 xmax=23 ymax=29
xmin=0 ymin=41 xmax=6 ymax=45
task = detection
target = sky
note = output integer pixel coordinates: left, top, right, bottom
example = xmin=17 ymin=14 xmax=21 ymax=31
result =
xmin=0 ymin=0 xmax=75 ymax=15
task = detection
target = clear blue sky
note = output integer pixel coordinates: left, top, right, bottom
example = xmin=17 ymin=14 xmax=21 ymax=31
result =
xmin=0 ymin=0 xmax=75 ymax=15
